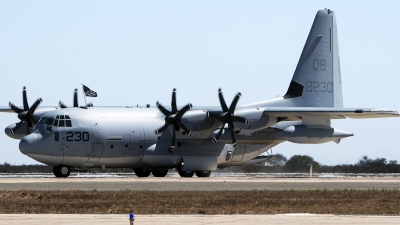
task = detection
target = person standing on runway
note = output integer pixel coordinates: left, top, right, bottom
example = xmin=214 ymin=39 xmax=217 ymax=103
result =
xmin=129 ymin=210 xmax=135 ymax=225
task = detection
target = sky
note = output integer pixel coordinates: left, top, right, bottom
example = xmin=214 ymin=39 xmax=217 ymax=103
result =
xmin=0 ymin=1 xmax=399 ymax=166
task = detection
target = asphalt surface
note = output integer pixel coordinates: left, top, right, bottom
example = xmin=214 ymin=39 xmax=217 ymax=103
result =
xmin=0 ymin=214 xmax=399 ymax=225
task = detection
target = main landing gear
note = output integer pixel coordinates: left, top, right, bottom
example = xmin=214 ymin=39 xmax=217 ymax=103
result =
xmin=133 ymin=168 xmax=212 ymax=178
xmin=134 ymin=168 xmax=169 ymax=177
xmin=53 ymin=165 xmax=71 ymax=178
xmin=177 ymin=168 xmax=211 ymax=178
xmin=134 ymin=168 xmax=152 ymax=177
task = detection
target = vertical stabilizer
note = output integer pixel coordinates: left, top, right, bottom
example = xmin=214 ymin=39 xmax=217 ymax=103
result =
xmin=283 ymin=9 xmax=343 ymax=108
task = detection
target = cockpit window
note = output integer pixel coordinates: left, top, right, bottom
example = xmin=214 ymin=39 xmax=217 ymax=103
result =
xmin=66 ymin=120 xmax=72 ymax=127
xmin=45 ymin=118 xmax=54 ymax=125
xmin=52 ymin=115 xmax=72 ymax=127
xmin=59 ymin=120 xmax=65 ymax=127
xmin=38 ymin=117 xmax=47 ymax=124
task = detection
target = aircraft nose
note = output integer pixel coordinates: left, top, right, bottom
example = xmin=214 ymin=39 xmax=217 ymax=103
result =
xmin=19 ymin=133 xmax=43 ymax=155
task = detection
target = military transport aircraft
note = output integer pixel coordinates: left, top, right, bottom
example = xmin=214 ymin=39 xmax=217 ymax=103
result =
xmin=1 ymin=9 xmax=399 ymax=178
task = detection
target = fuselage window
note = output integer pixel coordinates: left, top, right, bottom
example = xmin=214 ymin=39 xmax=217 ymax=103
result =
xmin=53 ymin=119 xmax=59 ymax=127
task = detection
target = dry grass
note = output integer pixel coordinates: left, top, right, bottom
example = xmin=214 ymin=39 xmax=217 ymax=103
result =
xmin=1 ymin=189 xmax=400 ymax=214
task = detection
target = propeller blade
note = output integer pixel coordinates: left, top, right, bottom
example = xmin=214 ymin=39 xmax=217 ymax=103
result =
xmin=27 ymin=98 xmax=42 ymax=115
xmin=231 ymin=116 xmax=247 ymax=125
xmin=228 ymin=92 xmax=241 ymax=114
xmin=171 ymin=128 xmax=176 ymax=148
xmin=73 ymin=89 xmax=79 ymax=107
xmin=30 ymin=117 xmax=39 ymax=124
xmin=171 ymin=88 xmax=177 ymax=114
xmin=11 ymin=121 xmax=24 ymax=134
xmin=155 ymin=123 xmax=170 ymax=135
xmin=59 ymin=101 xmax=68 ymax=109
xmin=178 ymin=122 xmax=190 ymax=135
xmin=156 ymin=101 xmax=171 ymax=116
xmin=228 ymin=123 xmax=236 ymax=146
xmin=26 ymin=122 xmax=30 ymax=135
xmin=212 ymin=123 xmax=226 ymax=143
xmin=22 ymin=86 xmax=29 ymax=111
xmin=9 ymin=102 xmax=23 ymax=114
xmin=175 ymin=103 xmax=192 ymax=120
xmin=218 ymin=88 xmax=228 ymax=112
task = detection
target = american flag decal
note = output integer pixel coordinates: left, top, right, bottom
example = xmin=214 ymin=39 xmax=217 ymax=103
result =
xmin=82 ymin=84 xmax=97 ymax=97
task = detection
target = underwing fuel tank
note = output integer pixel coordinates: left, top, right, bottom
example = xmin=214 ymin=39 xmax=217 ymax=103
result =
xmin=282 ymin=125 xmax=353 ymax=144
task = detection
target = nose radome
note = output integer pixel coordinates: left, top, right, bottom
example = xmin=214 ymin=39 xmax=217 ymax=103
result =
xmin=19 ymin=133 xmax=43 ymax=155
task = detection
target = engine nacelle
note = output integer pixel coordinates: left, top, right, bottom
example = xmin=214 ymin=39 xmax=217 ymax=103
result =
xmin=282 ymin=125 xmax=353 ymax=144
xmin=5 ymin=122 xmax=29 ymax=140
xmin=180 ymin=110 xmax=219 ymax=138
xmin=234 ymin=108 xmax=276 ymax=135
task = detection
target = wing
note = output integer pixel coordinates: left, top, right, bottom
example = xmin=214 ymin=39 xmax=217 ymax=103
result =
xmin=262 ymin=107 xmax=399 ymax=120
xmin=0 ymin=107 xmax=14 ymax=113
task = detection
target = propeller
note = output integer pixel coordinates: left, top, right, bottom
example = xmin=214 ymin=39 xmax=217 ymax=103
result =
xmin=9 ymin=87 xmax=42 ymax=134
xmin=59 ymin=89 xmax=93 ymax=108
xmin=210 ymin=88 xmax=247 ymax=147
xmin=155 ymin=88 xmax=192 ymax=152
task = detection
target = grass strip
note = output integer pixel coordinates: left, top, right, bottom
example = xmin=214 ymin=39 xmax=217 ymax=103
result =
xmin=1 ymin=189 xmax=399 ymax=214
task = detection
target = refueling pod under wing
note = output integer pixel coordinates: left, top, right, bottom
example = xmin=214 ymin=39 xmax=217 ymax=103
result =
xmin=282 ymin=125 xmax=353 ymax=144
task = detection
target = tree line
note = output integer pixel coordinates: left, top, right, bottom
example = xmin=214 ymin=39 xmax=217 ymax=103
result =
xmin=219 ymin=154 xmax=400 ymax=173
xmin=1 ymin=154 xmax=399 ymax=173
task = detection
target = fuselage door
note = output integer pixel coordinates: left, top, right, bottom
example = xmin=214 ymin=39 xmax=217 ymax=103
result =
xmin=88 ymin=143 xmax=104 ymax=162
xmin=129 ymin=119 xmax=145 ymax=165
xmin=231 ymin=144 xmax=246 ymax=162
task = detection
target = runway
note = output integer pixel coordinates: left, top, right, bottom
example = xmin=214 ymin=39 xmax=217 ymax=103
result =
xmin=0 ymin=214 xmax=399 ymax=225
xmin=0 ymin=172 xmax=399 ymax=191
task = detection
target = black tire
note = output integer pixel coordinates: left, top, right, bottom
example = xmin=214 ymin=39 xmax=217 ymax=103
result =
xmin=53 ymin=165 xmax=70 ymax=178
xmin=134 ymin=168 xmax=151 ymax=177
xmin=195 ymin=170 xmax=211 ymax=177
xmin=152 ymin=170 xmax=168 ymax=177
xmin=53 ymin=166 xmax=59 ymax=177
xmin=178 ymin=169 xmax=194 ymax=178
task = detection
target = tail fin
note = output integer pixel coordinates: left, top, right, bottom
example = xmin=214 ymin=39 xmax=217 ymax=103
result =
xmin=283 ymin=9 xmax=343 ymax=108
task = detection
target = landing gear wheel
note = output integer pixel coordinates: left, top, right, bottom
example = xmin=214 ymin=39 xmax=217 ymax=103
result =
xmin=53 ymin=165 xmax=71 ymax=178
xmin=178 ymin=168 xmax=194 ymax=178
xmin=134 ymin=168 xmax=151 ymax=177
xmin=152 ymin=170 xmax=169 ymax=177
xmin=195 ymin=170 xmax=211 ymax=177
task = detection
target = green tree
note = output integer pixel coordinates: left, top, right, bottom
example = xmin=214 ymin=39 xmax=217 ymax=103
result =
xmin=367 ymin=158 xmax=387 ymax=173
xmin=284 ymin=155 xmax=320 ymax=172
